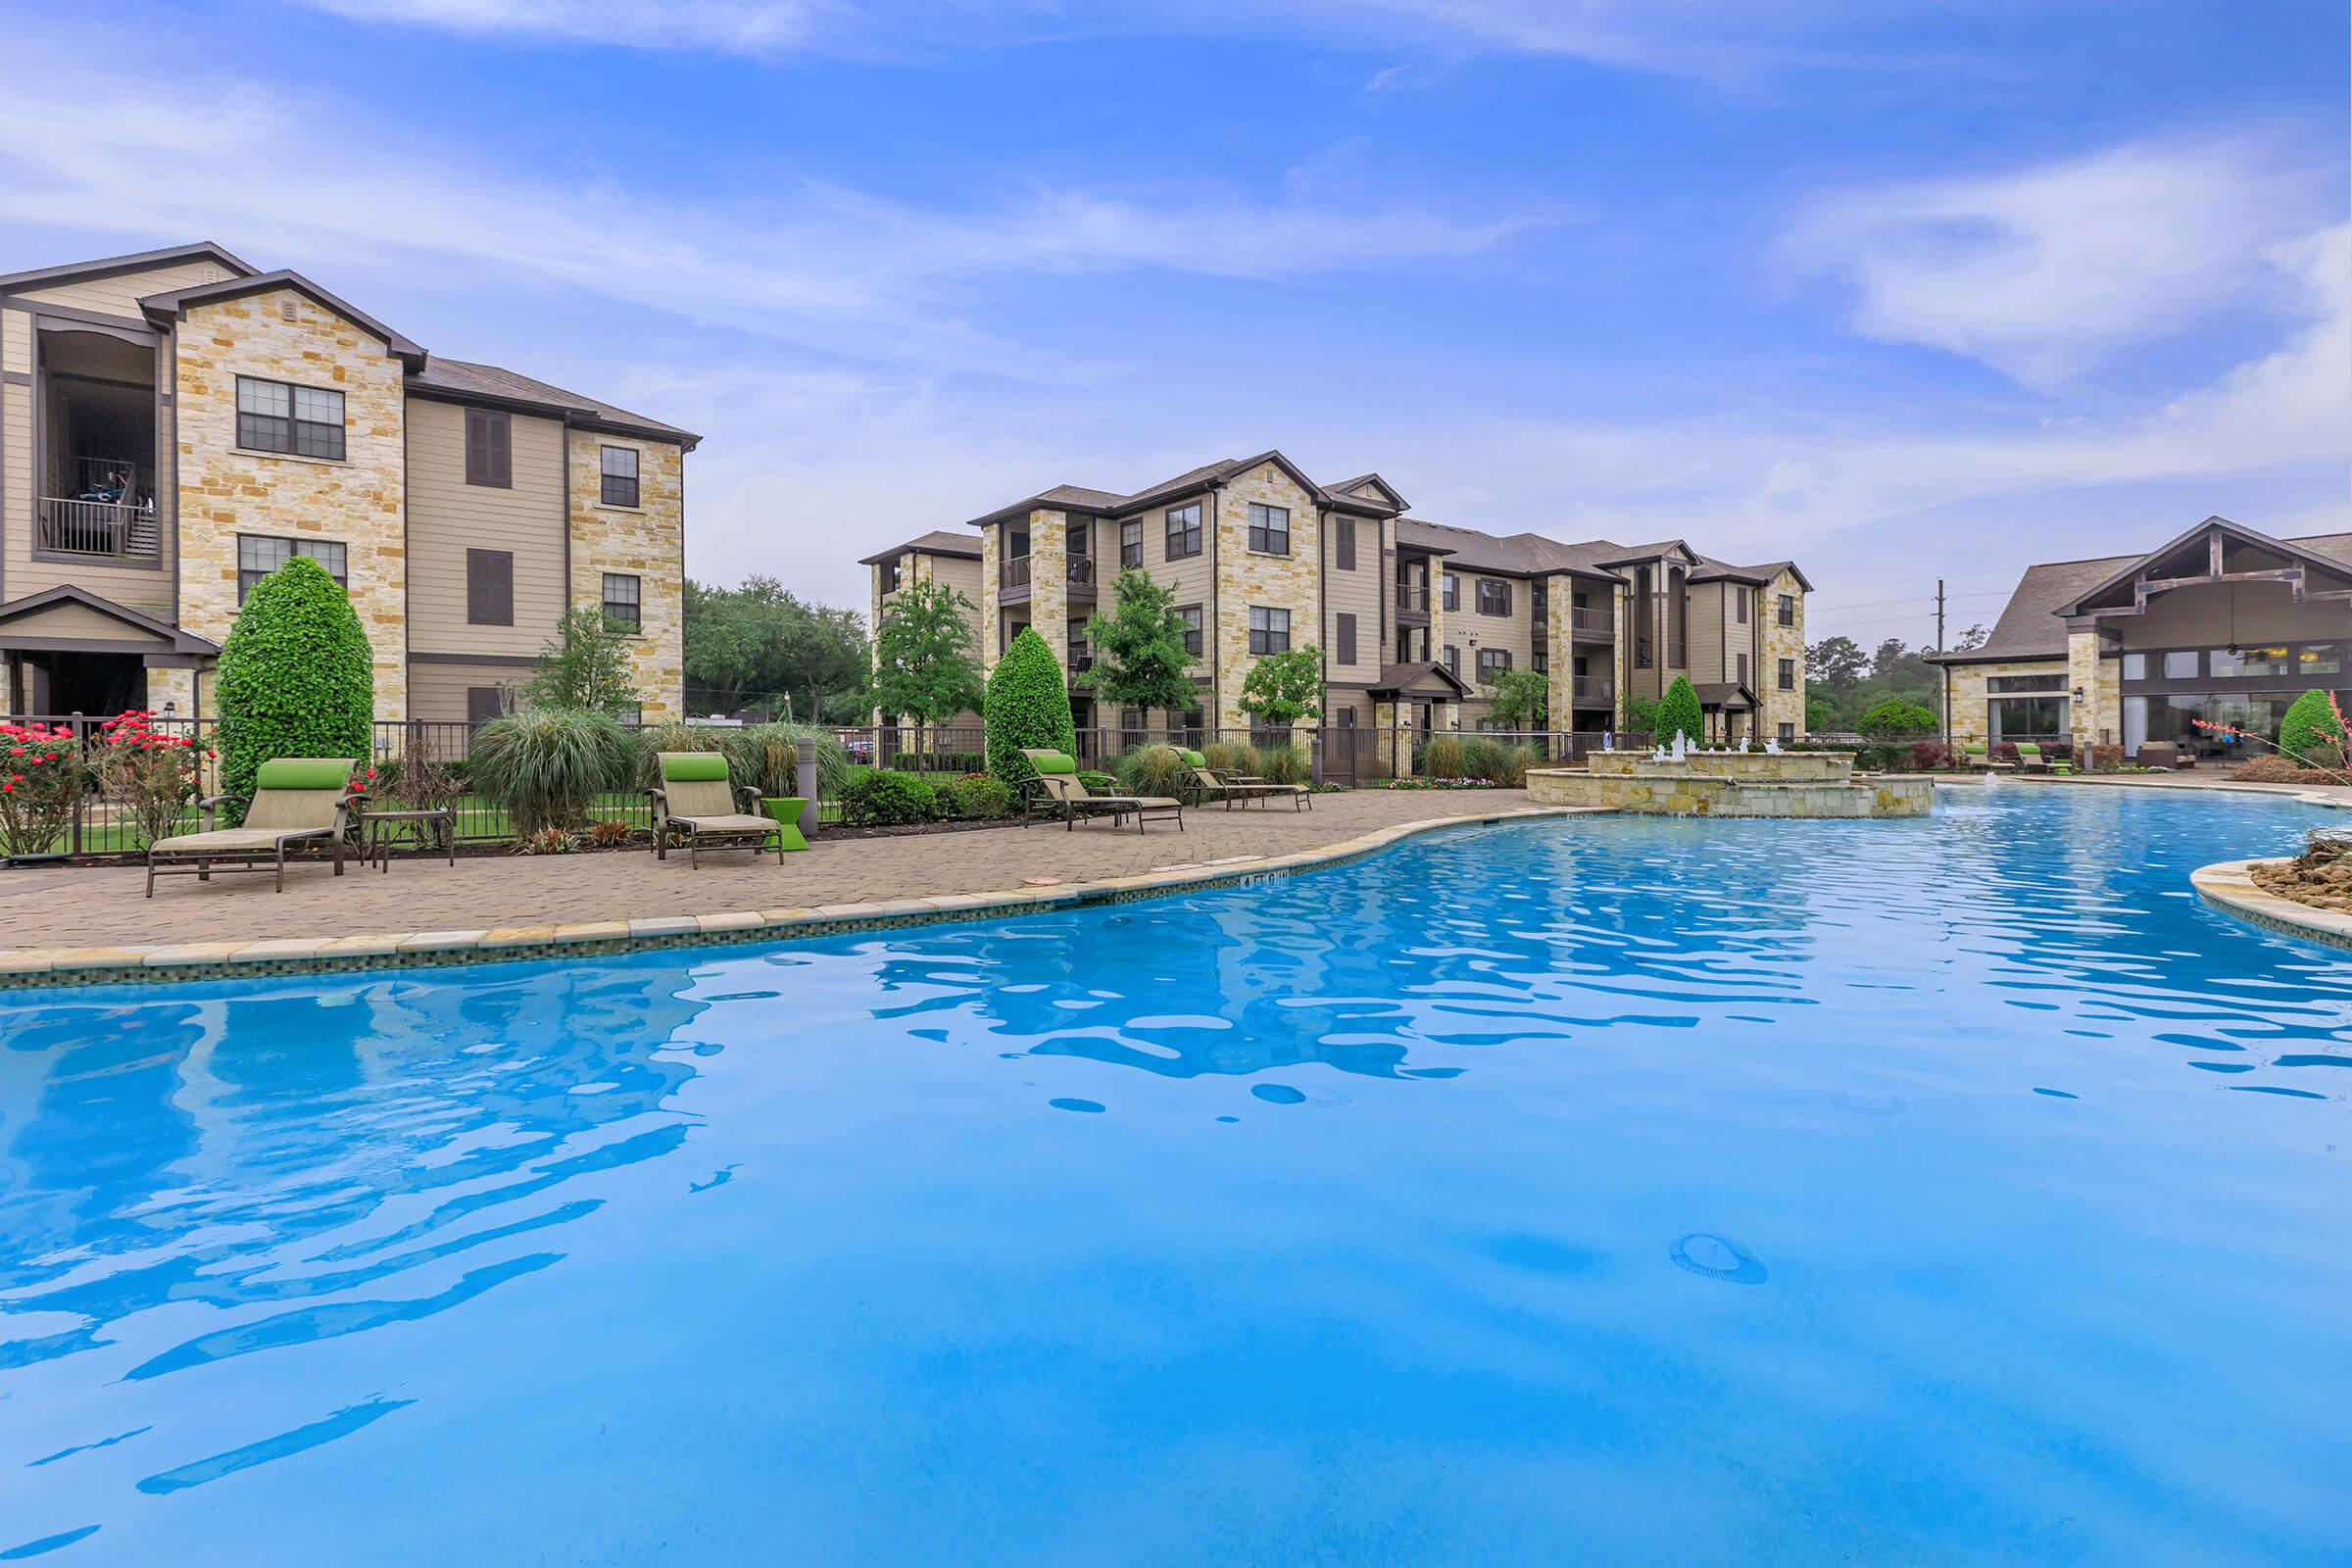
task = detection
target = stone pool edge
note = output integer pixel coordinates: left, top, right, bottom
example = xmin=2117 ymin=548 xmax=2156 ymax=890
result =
xmin=0 ymin=805 xmax=1602 ymax=992
xmin=2192 ymin=858 xmax=2352 ymax=953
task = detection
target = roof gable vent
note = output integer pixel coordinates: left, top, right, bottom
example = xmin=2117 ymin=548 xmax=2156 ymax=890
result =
xmin=278 ymin=295 xmax=298 ymax=322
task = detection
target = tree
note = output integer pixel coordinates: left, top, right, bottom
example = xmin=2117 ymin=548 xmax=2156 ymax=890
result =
xmin=215 ymin=556 xmax=373 ymax=821
xmin=683 ymin=575 xmax=868 ymax=719
xmin=985 ymin=625 xmax=1077 ymax=789
xmin=1858 ymin=698 xmax=1937 ymax=739
xmin=1953 ymin=623 xmax=1988 ymax=653
xmin=1237 ymin=647 xmax=1325 ymax=729
xmin=869 ymin=580 xmax=984 ymax=759
xmin=1653 ymin=675 xmax=1703 ymax=748
xmin=1078 ymin=568 xmax=1200 ymax=715
xmin=1482 ymin=667 xmax=1549 ymax=730
xmin=525 ymin=606 xmax=644 ymax=715
xmin=1809 ymin=635 xmax=1867 ymax=691
xmin=2279 ymin=688 xmax=2350 ymax=770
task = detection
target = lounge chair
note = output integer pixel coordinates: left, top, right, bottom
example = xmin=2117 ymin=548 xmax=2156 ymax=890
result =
xmin=145 ymin=758 xmax=357 ymax=897
xmin=1182 ymin=750 xmax=1310 ymax=811
xmin=1020 ymin=749 xmax=1184 ymax=834
xmin=2014 ymin=743 xmax=2048 ymax=773
xmin=1961 ymin=741 xmax=2014 ymax=772
xmin=650 ymin=752 xmax=783 ymax=866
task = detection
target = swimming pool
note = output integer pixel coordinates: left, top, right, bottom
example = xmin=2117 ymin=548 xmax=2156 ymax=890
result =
xmin=3 ymin=786 xmax=2347 ymax=1564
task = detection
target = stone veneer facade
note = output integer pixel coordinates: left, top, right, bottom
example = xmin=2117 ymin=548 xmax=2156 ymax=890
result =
xmin=1942 ymin=658 xmax=2067 ymax=747
xmin=2067 ymin=630 xmax=2120 ymax=751
xmin=175 ymin=286 xmax=412 ymax=720
xmin=567 ymin=431 xmax=685 ymax=722
xmin=1760 ymin=567 xmax=1807 ymax=740
xmin=1211 ymin=465 xmax=1321 ymax=733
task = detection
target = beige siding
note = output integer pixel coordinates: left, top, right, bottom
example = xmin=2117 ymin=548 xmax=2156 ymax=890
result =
xmin=409 ymin=661 xmax=526 ymax=724
xmin=407 ymin=399 xmax=567 ymax=658
xmin=1 ymin=308 xmax=27 ymax=373
xmin=1321 ymin=511 xmax=1383 ymax=686
xmin=1458 ymin=571 xmax=1533 ymax=700
xmin=0 ymin=600 xmax=172 ymax=642
xmin=2124 ymin=578 xmax=2346 ymax=646
xmin=1130 ymin=490 xmax=1217 ymax=672
xmin=1 ymin=380 xmax=25 ymax=573
xmin=1688 ymin=582 xmax=1727 ymax=682
xmin=15 ymin=259 xmax=237 ymax=322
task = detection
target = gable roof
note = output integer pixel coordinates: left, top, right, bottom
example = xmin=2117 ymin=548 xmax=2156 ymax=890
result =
xmin=2052 ymin=514 xmax=2352 ymax=616
xmin=0 ymin=240 xmax=257 ymax=295
xmin=407 ymin=356 xmax=701 ymax=448
xmin=1326 ymin=473 xmax=1409 ymax=513
xmin=0 ymin=585 xmax=220 ymax=655
xmin=963 ymin=449 xmax=1358 ymax=530
xmin=1368 ymin=660 xmax=1473 ymax=699
xmin=1396 ymin=517 xmax=1626 ymax=579
xmin=859 ymin=529 xmax=983 ymax=566
xmin=1690 ymin=555 xmax=1816 ymax=592
xmin=139 ymin=270 xmax=426 ymax=369
xmin=1594 ymin=539 xmax=1702 ymax=569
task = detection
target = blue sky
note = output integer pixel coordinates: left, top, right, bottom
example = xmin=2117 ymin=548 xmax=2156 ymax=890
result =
xmin=1 ymin=0 xmax=2344 ymax=646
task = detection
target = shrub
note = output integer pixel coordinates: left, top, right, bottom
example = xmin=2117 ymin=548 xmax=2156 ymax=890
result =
xmin=1908 ymin=740 xmax=1955 ymax=771
xmin=1258 ymin=746 xmax=1308 ymax=786
xmin=94 ymin=710 xmax=206 ymax=849
xmin=1462 ymin=736 xmax=1505 ymax=783
xmin=1859 ymin=698 xmax=1938 ymax=740
xmin=945 ymin=773 xmax=1015 ymax=819
xmin=0 ymin=720 xmax=85 ymax=858
xmin=214 ymin=556 xmax=373 ymax=824
xmin=983 ymin=626 xmax=1076 ymax=792
xmin=586 ymin=818 xmax=635 ymax=848
xmin=632 ymin=721 xmax=740 ymax=791
xmin=2230 ymin=755 xmax=2338 ymax=785
xmin=1484 ymin=743 xmax=1535 ymax=787
xmin=386 ymin=743 xmax=464 ymax=848
xmin=725 ymin=722 xmax=850 ymax=802
xmin=1202 ymin=741 xmax=1260 ymax=777
xmin=2279 ymin=688 xmax=2350 ymax=771
xmin=514 ymin=825 xmax=580 ymax=856
xmin=470 ymin=708 xmax=633 ymax=833
xmin=1114 ymin=743 xmax=1190 ymax=801
xmin=1423 ymin=733 xmax=1467 ymax=779
xmin=1653 ymin=677 xmax=1704 ymax=750
xmin=839 ymin=770 xmax=941 ymax=826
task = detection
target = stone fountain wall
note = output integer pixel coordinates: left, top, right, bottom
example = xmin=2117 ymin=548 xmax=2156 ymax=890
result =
xmin=1527 ymin=750 xmax=1934 ymax=818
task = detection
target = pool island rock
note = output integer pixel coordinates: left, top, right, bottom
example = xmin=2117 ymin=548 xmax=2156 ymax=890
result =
xmin=1527 ymin=748 xmax=1934 ymax=818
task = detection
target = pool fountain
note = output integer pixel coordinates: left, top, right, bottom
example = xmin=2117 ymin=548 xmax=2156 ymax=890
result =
xmin=1526 ymin=743 xmax=1934 ymax=817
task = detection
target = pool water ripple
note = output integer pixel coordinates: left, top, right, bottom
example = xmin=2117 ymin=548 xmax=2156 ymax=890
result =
xmin=2 ymin=786 xmax=2349 ymax=1564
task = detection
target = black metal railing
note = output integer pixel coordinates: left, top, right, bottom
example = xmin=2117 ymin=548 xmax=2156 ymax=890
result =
xmin=1396 ymin=581 xmax=1429 ymax=612
xmin=37 ymin=497 xmax=161 ymax=561
xmin=1571 ymin=607 xmax=1612 ymax=635
xmin=1001 ymin=554 xmax=1032 ymax=589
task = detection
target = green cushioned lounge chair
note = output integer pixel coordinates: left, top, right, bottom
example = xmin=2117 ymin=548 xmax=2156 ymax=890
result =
xmin=651 ymin=752 xmax=785 ymax=866
xmin=1181 ymin=749 xmax=1309 ymax=811
xmin=145 ymin=757 xmax=357 ymax=897
xmin=1019 ymin=749 xmax=1184 ymax=834
xmin=2014 ymin=742 xmax=2049 ymax=773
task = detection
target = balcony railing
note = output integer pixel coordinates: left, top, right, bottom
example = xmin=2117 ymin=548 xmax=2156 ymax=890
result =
xmin=1574 ymin=676 xmax=1615 ymax=703
xmin=1002 ymin=554 xmax=1032 ymax=589
xmin=37 ymin=498 xmax=160 ymax=563
xmin=1396 ymin=581 xmax=1429 ymax=612
xmin=1570 ymin=607 xmax=1613 ymax=636
xmin=1066 ymin=556 xmax=1096 ymax=587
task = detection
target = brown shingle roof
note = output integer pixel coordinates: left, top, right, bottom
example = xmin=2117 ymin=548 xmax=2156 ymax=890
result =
xmin=858 ymin=529 xmax=983 ymax=566
xmin=1396 ymin=517 xmax=1627 ymax=578
xmin=407 ymin=356 xmax=700 ymax=447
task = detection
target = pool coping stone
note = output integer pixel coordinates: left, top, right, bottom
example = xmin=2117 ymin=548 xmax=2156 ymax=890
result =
xmin=2191 ymin=858 xmax=2352 ymax=953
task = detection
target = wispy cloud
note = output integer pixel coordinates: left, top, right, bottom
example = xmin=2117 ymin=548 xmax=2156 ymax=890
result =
xmin=1783 ymin=134 xmax=2341 ymax=389
xmin=295 ymin=0 xmax=846 ymax=54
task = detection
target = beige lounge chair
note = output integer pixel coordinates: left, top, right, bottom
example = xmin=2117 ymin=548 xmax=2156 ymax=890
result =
xmin=145 ymin=757 xmax=357 ymax=897
xmin=650 ymin=752 xmax=782 ymax=866
xmin=1182 ymin=749 xmax=1310 ymax=811
xmin=1020 ymin=749 xmax=1184 ymax=834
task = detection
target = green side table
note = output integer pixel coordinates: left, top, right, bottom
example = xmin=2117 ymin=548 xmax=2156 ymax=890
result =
xmin=761 ymin=797 xmax=810 ymax=852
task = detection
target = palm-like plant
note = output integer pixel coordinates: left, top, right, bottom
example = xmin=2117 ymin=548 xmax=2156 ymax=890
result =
xmin=470 ymin=708 xmax=633 ymax=834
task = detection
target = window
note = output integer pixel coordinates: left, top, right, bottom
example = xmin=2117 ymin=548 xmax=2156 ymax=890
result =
xmin=602 ymin=572 xmax=642 ymax=631
xmin=600 ymin=445 xmax=640 ymax=508
xmin=2162 ymin=651 xmax=2198 ymax=679
xmin=2209 ymin=646 xmax=2290 ymax=678
xmin=236 ymin=534 xmax=346 ymax=603
xmin=1165 ymin=503 xmax=1201 ymax=560
xmin=466 ymin=548 xmax=514 ymax=625
xmin=1336 ymin=517 xmax=1356 ymax=571
xmin=1477 ymin=648 xmax=1511 ymax=681
xmin=1336 ymin=612 xmax=1356 ymax=665
xmin=1476 ymin=578 xmax=1511 ymax=616
xmin=1120 ymin=708 xmax=1145 ymax=748
xmin=1533 ymin=651 xmax=1547 ymax=674
xmin=1067 ymin=630 xmax=1091 ymax=670
xmin=1179 ymin=708 xmax=1205 ymax=746
xmin=1443 ymin=644 xmax=1459 ymax=675
xmin=1177 ymin=605 xmax=1203 ymax=658
xmin=1442 ymin=573 xmax=1459 ymax=611
xmin=1777 ymin=593 xmax=1795 ymax=627
xmin=1737 ymin=652 xmax=1750 ymax=687
xmin=1248 ymin=607 xmax=1291 ymax=655
xmin=2299 ymin=643 xmax=2344 ymax=677
xmin=878 ymin=560 xmax=903 ymax=594
xmin=1735 ymin=585 xmax=1749 ymax=624
xmin=1778 ymin=657 xmax=1795 ymax=691
xmin=1988 ymin=673 xmax=2065 ymax=693
xmin=2122 ymin=653 xmax=2147 ymax=679
xmin=1988 ymin=695 xmax=2069 ymax=741
xmin=466 ymin=686 xmax=509 ymax=727
xmin=1067 ymin=519 xmax=1091 ymax=559
xmin=1248 ymin=503 xmax=1291 ymax=555
xmin=1120 ymin=518 xmax=1142 ymax=568
xmin=236 ymin=376 xmax=345 ymax=461
xmin=465 ymin=408 xmax=512 ymax=487
xmin=1778 ymin=722 xmax=1795 ymax=744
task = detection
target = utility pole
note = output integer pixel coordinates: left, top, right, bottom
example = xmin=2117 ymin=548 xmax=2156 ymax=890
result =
xmin=1935 ymin=578 xmax=1946 ymax=655
xmin=1936 ymin=578 xmax=1949 ymax=747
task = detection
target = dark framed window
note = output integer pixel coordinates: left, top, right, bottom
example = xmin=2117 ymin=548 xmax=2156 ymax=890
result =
xmin=1442 ymin=573 xmax=1459 ymax=611
xmin=1179 ymin=708 xmax=1204 ymax=746
xmin=1177 ymin=605 xmax=1203 ymax=658
xmin=1477 ymin=648 xmax=1511 ymax=680
xmin=1988 ymin=694 xmax=2069 ymax=740
xmin=466 ymin=548 xmax=514 ymax=625
xmin=879 ymin=560 xmax=903 ymax=594
xmin=602 ymin=571 xmax=642 ymax=631
xmin=1248 ymin=606 xmax=1291 ymax=655
xmin=466 ymin=686 xmax=509 ymax=727
xmin=1531 ymin=582 xmax=1547 ymax=617
xmin=1778 ymin=657 xmax=1795 ymax=691
xmin=1067 ymin=519 xmax=1091 ymax=559
xmin=1778 ymin=721 xmax=1795 ymax=743
xmin=1443 ymin=644 xmax=1459 ymax=675
xmin=465 ymin=408 xmax=512 ymax=487
xmin=236 ymin=376 xmax=345 ymax=461
xmin=1247 ymin=503 xmax=1290 ymax=555
xmin=1737 ymin=652 xmax=1750 ymax=686
xmin=1735 ymin=586 xmax=1749 ymax=624
xmin=1165 ymin=504 xmax=1201 ymax=560
xmin=1120 ymin=708 xmax=1145 ymax=747
xmin=1119 ymin=518 xmax=1142 ymax=568
xmin=237 ymin=534 xmax=346 ymax=603
xmin=1777 ymin=593 xmax=1795 ymax=627
xmin=1988 ymin=673 xmax=2064 ymax=693
xmin=1336 ymin=612 xmax=1356 ymax=665
xmin=1336 ymin=517 xmax=1356 ymax=571
xmin=1476 ymin=578 xmax=1510 ymax=615
xmin=1533 ymin=651 xmax=1547 ymax=674
xmin=600 ymin=445 xmax=640 ymax=508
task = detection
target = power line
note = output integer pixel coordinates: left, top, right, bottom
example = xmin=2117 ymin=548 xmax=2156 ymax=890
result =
xmin=1809 ymin=589 xmax=2010 ymax=612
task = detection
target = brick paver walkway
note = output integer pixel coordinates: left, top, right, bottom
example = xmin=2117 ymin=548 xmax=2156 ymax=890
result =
xmin=0 ymin=789 xmax=1537 ymax=953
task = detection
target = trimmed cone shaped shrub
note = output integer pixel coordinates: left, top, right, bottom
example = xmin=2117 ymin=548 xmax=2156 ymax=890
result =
xmin=2279 ymin=688 xmax=2350 ymax=771
xmin=215 ymin=556 xmax=373 ymax=823
xmin=985 ymin=626 xmax=1076 ymax=790
xmin=1654 ymin=676 xmax=1704 ymax=749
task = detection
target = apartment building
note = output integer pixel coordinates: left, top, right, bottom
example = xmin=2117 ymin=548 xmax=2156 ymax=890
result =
xmin=864 ymin=448 xmax=1810 ymax=752
xmin=0 ymin=242 xmax=697 ymax=726
xmin=1929 ymin=515 xmax=2351 ymax=758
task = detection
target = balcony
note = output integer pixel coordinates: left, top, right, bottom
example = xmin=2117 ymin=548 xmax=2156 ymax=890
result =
xmin=37 ymin=497 xmax=161 ymax=564
xmin=1001 ymin=554 xmax=1097 ymax=600
xmin=1570 ymin=607 xmax=1613 ymax=638
xmin=1002 ymin=554 xmax=1033 ymax=590
xmin=1573 ymin=676 xmax=1615 ymax=706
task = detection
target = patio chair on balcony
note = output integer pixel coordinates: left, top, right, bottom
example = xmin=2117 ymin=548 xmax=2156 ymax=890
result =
xmin=145 ymin=758 xmax=358 ymax=897
xmin=1181 ymin=750 xmax=1310 ymax=811
xmin=649 ymin=752 xmax=784 ymax=866
xmin=1019 ymin=749 xmax=1184 ymax=834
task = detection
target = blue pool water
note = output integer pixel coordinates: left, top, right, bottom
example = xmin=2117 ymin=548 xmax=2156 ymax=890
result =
xmin=4 ymin=786 xmax=2350 ymax=1564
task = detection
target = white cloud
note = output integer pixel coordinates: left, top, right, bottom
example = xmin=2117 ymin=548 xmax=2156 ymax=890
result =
xmin=296 ymin=0 xmax=844 ymax=54
xmin=1784 ymin=136 xmax=2340 ymax=388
